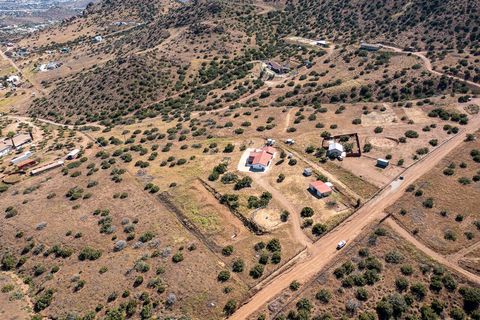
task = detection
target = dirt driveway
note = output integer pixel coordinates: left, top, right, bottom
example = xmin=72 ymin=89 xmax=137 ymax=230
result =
xmin=229 ymin=112 xmax=480 ymax=320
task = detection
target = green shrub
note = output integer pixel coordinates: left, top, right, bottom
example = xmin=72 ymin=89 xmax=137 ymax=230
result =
xmin=217 ymin=270 xmax=231 ymax=282
xmin=78 ymin=247 xmax=102 ymax=261
xmin=172 ymin=252 xmax=184 ymax=263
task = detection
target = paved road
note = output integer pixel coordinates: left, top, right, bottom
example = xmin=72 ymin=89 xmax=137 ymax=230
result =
xmin=229 ymin=112 xmax=480 ymax=319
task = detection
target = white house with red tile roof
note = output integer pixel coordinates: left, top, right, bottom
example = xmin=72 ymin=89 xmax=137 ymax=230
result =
xmin=247 ymin=146 xmax=275 ymax=171
xmin=309 ymin=180 xmax=332 ymax=197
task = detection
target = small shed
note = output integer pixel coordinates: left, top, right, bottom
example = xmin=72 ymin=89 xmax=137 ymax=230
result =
xmin=303 ymin=168 xmax=313 ymax=176
xmin=316 ymin=40 xmax=329 ymax=47
xmin=309 ymin=180 xmax=332 ymax=198
xmin=11 ymin=151 xmax=32 ymax=165
xmin=66 ymin=149 xmax=80 ymax=160
xmin=267 ymin=61 xmax=290 ymax=74
xmin=285 ymin=139 xmax=295 ymax=145
xmin=360 ymin=42 xmax=381 ymax=51
xmin=0 ymin=143 xmax=12 ymax=157
xmin=328 ymin=143 xmax=344 ymax=158
xmin=17 ymin=159 xmax=36 ymax=170
xmin=376 ymin=158 xmax=389 ymax=168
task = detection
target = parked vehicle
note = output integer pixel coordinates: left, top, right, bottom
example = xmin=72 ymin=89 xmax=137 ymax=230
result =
xmin=337 ymin=240 xmax=347 ymax=250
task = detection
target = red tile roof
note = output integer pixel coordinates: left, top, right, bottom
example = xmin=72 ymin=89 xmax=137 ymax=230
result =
xmin=309 ymin=180 xmax=332 ymax=194
xmin=249 ymin=148 xmax=274 ymax=167
xmin=17 ymin=159 xmax=36 ymax=169
xmin=261 ymin=146 xmax=276 ymax=155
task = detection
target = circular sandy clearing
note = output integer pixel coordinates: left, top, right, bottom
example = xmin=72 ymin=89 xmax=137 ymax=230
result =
xmin=252 ymin=208 xmax=281 ymax=231
xmin=366 ymin=136 xmax=398 ymax=149
xmin=3 ymin=173 xmax=23 ymax=184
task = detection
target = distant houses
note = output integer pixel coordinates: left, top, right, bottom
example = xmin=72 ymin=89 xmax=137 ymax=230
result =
xmin=47 ymin=62 xmax=60 ymax=70
xmin=6 ymin=75 xmax=21 ymax=87
xmin=0 ymin=133 xmax=33 ymax=158
xmin=14 ymin=48 xmax=29 ymax=58
xmin=39 ymin=62 xmax=61 ymax=72
xmin=247 ymin=146 xmax=275 ymax=171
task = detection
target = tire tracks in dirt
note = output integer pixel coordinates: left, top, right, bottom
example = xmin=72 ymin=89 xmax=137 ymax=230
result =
xmin=386 ymin=218 xmax=480 ymax=284
xmin=228 ymin=112 xmax=480 ymax=319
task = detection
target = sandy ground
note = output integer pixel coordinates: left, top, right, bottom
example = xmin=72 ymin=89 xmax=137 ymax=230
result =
xmin=386 ymin=218 xmax=480 ymax=281
xmin=229 ymin=110 xmax=480 ymax=320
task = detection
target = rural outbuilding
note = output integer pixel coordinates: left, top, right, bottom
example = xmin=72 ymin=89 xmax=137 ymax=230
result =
xmin=376 ymin=158 xmax=389 ymax=168
xmin=66 ymin=149 xmax=80 ymax=160
xmin=309 ymin=180 xmax=332 ymax=198
xmin=247 ymin=146 xmax=275 ymax=171
xmin=16 ymin=159 xmax=37 ymax=170
xmin=303 ymin=168 xmax=313 ymax=176
xmin=316 ymin=40 xmax=329 ymax=47
xmin=327 ymin=143 xmax=344 ymax=158
xmin=11 ymin=151 xmax=32 ymax=165
xmin=0 ymin=143 xmax=12 ymax=157
xmin=360 ymin=42 xmax=381 ymax=51
xmin=267 ymin=61 xmax=290 ymax=74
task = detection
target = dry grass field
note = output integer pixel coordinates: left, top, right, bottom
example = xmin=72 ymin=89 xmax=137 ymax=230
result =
xmin=387 ymin=131 xmax=480 ymax=256
xmin=0 ymin=272 xmax=32 ymax=320
xmin=251 ymin=223 xmax=479 ymax=320
xmin=1 ymin=159 xmax=250 ymax=319
xmin=0 ymin=0 xmax=479 ymax=318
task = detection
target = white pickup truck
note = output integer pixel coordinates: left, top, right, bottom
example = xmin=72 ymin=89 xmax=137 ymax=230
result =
xmin=337 ymin=240 xmax=347 ymax=250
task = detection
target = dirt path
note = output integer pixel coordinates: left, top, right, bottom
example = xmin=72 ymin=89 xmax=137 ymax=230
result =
xmin=248 ymin=173 xmax=312 ymax=247
xmin=448 ymin=240 xmax=480 ymax=263
xmin=229 ymin=113 xmax=480 ymax=319
xmin=283 ymin=108 xmax=293 ymax=132
xmin=135 ymin=27 xmax=185 ymax=56
xmin=386 ymin=218 xmax=480 ymax=283
xmin=251 ymin=2 xmax=278 ymax=15
xmin=281 ymin=145 xmax=362 ymax=201
xmin=381 ymin=45 xmax=480 ymax=91
xmin=6 ymin=115 xmax=104 ymax=131
xmin=1 ymin=271 xmax=34 ymax=314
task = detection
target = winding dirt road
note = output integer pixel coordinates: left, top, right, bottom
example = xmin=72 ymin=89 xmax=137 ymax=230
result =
xmin=386 ymin=218 xmax=480 ymax=283
xmin=381 ymin=45 xmax=480 ymax=91
xmin=229 ymin=112 xmax=480 ymax=319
